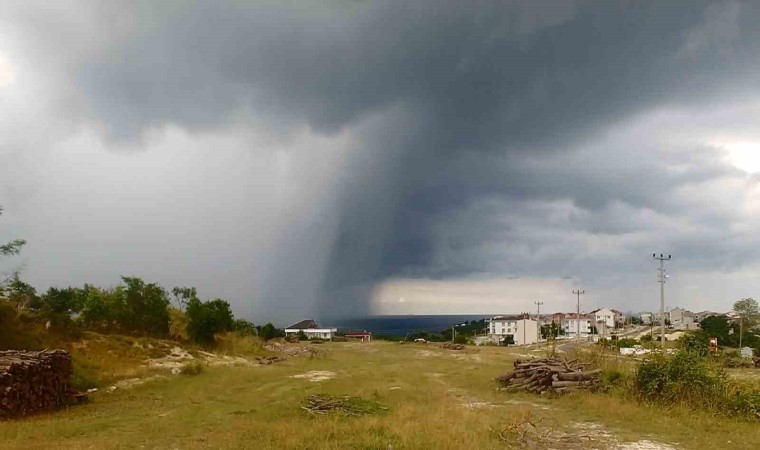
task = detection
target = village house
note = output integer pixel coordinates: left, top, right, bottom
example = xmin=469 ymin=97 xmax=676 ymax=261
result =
xmin=591 ymin=308 xmax=617 ymax=329
xmin=343 ymin=330 xmax=372 ymax=342
xmin=694 ymin=311 xmax=719 ymax=323
xmin=486 ymin=314 xmax=538 ymax=346
xmin=284 ymin=319 xmax=337 ymax=340
xmin=563 ymin=313 xmax=593 ymax=335
xmin=669 ymin=307 xmax=698 ymax=330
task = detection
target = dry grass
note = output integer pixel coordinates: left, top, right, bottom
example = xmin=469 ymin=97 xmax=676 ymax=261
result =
xmin=0 ymin=340 xmax=759 ymax=449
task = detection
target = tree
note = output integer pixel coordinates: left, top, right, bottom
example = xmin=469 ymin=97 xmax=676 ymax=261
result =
xmin=171 ymin=287 xmax=197 ymax=311
xmin=733 ymin=298 xmax=759 ymax=349
xmin=541 ymin=322 xmax=562 ymax=339
xmin=121 ymin=277 xmax=171 ymax=336
xmin=185 ymin=298 xmax=234 ymax=345
xmin=0 ymin=206 xmax=26 ymax=294
xmin=0 ymin=207 xmax=26 ymax=258
xmin=297 ymin=329 xmax=308 ymax=341
xmin=259 ymin=322 xmax=281 ymax=341
xmin=4 ymin=273 xmax=37 ymax=309
xmin=233 ymin=319 xmax=257 ymax=336
xmin=501 ymin=335 xmax=515 ymax=346
xmin=700 ymin=315 xmax=738 ymax=347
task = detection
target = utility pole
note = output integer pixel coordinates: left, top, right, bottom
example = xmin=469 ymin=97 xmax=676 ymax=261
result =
xmin=653 ymin=253 xmax=672 ymax=349
xmin=534 ymin=301 xmax=543 ymax=344
xmin=573 ymin=289 xmax=584 ymax=340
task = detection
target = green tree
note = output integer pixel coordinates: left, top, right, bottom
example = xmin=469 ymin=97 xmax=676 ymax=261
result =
xmin=259 ymin=322 xmax=281 ymax=341
xmin=733 ymin=298 xmax=759 ymax=349
xmin=0 ymin=206 xmax=26 ymax=258
xmin=186 ymin=298 xmax=234 ymax=345
xmin=171 ymin=287 xmax=197 ymax=311
xmin=0 ymin=206 xmax=26 ymax=297
xmin=121 ymin=276 xmax=171 ymax=336
xmin=233 ymin=319 xmax=257 ymax=336
xmin=700 ymin=315 xmax=737 ymax=347
xmin=4 ymin=273 xmax=37 ymax=309
xmin=79 ymin=285 xmax=127 ymax=332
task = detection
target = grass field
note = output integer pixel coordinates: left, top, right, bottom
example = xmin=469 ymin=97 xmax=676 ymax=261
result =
xmin=2 ymin=341 xmax=760 ymax=449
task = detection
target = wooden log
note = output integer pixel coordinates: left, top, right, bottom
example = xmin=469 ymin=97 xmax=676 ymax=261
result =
xmin=556 ymin=369 xmax=601 ymax=382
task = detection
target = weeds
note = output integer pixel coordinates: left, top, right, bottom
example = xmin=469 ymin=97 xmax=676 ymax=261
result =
xmin=180 ymin=361 xmax=204 ymax=376
xmin=634 ymin=351 xmax=760 ymax=421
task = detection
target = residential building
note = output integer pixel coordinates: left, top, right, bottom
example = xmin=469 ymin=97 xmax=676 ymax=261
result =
xmin=592 ymin=308 xmax=616 ymax=329
xmin=487 ymin=314 xmax=539 ymax=346
xmin=611 ymin=309 xmax=625 ymax=327
xmin=669 ymin=307 xmax=698 ymax=330
xmin=694 ymin=311 xmax=719 ymax=323
xmin=344 ymin=330 xmax=372 ymax=342
xmin=563 ymin=313 xmax=593 ymax=335
xmin=284 ymin=319 xmax=337 ymax=340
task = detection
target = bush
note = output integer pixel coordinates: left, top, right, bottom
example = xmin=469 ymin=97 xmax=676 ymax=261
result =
xmin=614 ymin=338 xmax=638 ymax=349
xmin=453 ymin=333 xmax=467 ymax=345
xmin=297 ymin=330 xmax=308 ymax=341
xmin=233 ymin=319 xmax=257 ymax=336
xmin=180 ymin=361 xmax=204 ymax=376
xmin=634 ymin=351 xmax=760 ymax=421
xmin=259 ymin=323 xmax=283 ymax=341
xmin=186 ymin=298 xmax=234 ymax=345
xmin=679 ymin=331 xmax=709 ymax=357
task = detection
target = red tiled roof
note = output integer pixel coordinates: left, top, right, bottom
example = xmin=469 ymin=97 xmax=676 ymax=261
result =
xmin=286 ymin=319 xmax=319 ymax=329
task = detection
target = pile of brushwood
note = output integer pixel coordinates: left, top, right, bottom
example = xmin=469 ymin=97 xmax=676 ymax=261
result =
xmin=301 ymin=394 xmax=388 ymax=417
xmin=496 ymin=357 xmax=601 ymax=394
xmin=255 ymin=355 xmax=286 ymax=365
xmin=1 ymin=350 xmax=81 ymax=418
xmin=440 ymin=342 xmax=465 ymax=350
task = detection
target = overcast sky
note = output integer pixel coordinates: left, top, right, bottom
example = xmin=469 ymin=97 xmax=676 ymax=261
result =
xmin=2 ymin=1 xmax=760 ymax=324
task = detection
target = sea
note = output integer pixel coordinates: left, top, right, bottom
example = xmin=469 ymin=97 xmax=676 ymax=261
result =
xmin=332 ymin=315 xmax=492 ymax=337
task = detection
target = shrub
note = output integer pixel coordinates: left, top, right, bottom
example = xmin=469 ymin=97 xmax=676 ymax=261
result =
xmin=601 ymin=368 xmax=625 ymax=388
xmin=297 ymin=330 xmax=308 ymax=341
xmin=180 ymin=361 xmax=204 ymax=376
xmin=453 ymin=333 xmax=467 ymax=345
xmin=168 ymin=307 xmax=189 ymax=341
xmin=233 ymin=319 xmax=257 ymax=336
xmin=634 ymin=350 xmax=760 ymax=421
xmin=259 ymin=323 xmax=283 ymax=341
xmin=186 ymin=298 xmax=234 ymax=345
xmin=614 ymin=338 xmax=639 ymax=349
xmin=679 ymin=331 xmax=709 ymax=357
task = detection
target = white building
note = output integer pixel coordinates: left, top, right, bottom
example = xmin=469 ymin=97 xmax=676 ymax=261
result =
xmin=487 ymin=315 xmax=539 ymax=346
xmin=284 ymin=319 xmax=337 ymax=340
xmin=640 ymin=312 xmax=652 ymax=325
xmin=592 ymin=308 xmax=617 ymax=329
xmin=563 ymin=313 xmax=593 ymax=335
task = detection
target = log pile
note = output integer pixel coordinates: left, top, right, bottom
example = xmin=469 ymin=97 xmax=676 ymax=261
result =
xmin=496 ymin=357 xmax=601 ymax=395
xmin=1 ymin=350 xmax=78 ymax=418
xmin=440 ymin=343 xmax=465 ymax=350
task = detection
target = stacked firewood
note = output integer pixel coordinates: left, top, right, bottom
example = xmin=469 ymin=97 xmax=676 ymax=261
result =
xmin=440 ymin=343 xmax=465 ymax=350
xmin=0 ymin=350 xmax=77 ymax=418
xmin=496 ymin=357 xmax=601 ymax=394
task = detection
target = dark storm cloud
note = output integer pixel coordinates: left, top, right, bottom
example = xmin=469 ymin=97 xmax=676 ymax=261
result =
xmin=5 ymin=0 xmax=760 ymax=319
